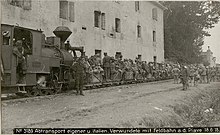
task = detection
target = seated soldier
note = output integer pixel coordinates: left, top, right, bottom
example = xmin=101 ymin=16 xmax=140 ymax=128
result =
xmin=83 ymin=56 xmax=93 ymax=84
xmin=132 ymin=62 xmax=138 ymax=80
xmin=142 ymin=61 xmax=149 ymax=79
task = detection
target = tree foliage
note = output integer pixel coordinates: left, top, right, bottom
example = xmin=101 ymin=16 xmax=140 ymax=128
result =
xmin=162 ymin=1 xmax=220 ymax=64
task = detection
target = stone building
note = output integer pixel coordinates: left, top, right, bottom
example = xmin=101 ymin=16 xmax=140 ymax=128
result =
xmin=201 ymin=46 xmax=216 ymax=67
xmin=2 ymin=0 xmax=166 ymax=62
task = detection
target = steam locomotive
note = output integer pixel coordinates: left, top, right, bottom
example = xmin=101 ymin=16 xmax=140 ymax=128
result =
xmin=1 ymin=24 xmax=85 ymax=96
xmin=1 ymin=24 xmax=172 ymax=97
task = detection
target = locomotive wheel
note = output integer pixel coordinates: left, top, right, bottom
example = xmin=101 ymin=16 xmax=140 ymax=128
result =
xmin=51 ymin=84 xmax=61 ymax=94
xmin=26 ymin=86 xmax=41 ymax=97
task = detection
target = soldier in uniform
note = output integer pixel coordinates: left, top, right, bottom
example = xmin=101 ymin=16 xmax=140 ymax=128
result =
xmin=83 ymin=56 xmax=92 ymax=84
xmin=102 ymin=52 xmax=111 ymax=81
xmin=72 ymin=57 xmax=86 ymax=96
xmin=180 ymin=66 xmax=189 ymax=90
xmin=13 ymin=40 xmax=25 ymax=83
xmin=206 ymin=66 xmax=210 ymax=84
xmin=110 ymin=57 xmax=117 ymax=80
xmin=194 ymin=67 xmax=200 ymax=86
xmin=94 ymin=53 xmax=102 ymax=66
xmin=142 ymin=61 xmax=149 ymax=80
xmin=117 ymin=55 xmax=125 ymax=81
xmin=201 ymin=66 xmax=207 ymax=83
xmin=172 ymin=66 xmax=180 ymax=84
xmin=148 ymin=62 xmax=154 ymax=79
xmin=216 ymin=68 xmax=220 ymax=81
xmin=210 ymin=67 xmax=216 ymax=82
xmin=132 ymin=61 xmax=138 ymax=81
xmin=189 ymin=66 xmax=194 ymax=86
xmin=65 ymin=41 xmax=71 ymax=51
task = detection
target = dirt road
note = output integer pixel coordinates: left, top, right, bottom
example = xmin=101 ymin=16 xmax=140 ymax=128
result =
xmin=2 ymin=80 xmax=220 ymax=134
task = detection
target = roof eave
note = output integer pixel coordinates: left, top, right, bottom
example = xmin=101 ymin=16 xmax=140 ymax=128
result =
xmin=150 ymin=1 xmax=167 ymax=10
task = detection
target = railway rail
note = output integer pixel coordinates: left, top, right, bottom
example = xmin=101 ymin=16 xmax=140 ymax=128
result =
xmin=2 ymin=78 xmax=173 ymax=102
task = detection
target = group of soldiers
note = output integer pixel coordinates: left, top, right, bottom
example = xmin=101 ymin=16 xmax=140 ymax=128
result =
xmin=72 ymin=52 xmax=175 ymax=95
xmin=73 ymin=52 xmax=220 ymax=95
xmin=172 ymin=64 xmax=220 ymax=90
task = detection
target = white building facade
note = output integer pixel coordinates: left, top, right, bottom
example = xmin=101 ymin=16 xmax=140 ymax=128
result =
xmin=2 ymin=0 xmax=166 ymax=62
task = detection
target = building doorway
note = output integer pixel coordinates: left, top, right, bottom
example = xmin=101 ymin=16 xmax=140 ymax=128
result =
xmin=153 ymin=56 xmax=157 ymax=65
xmin=95 ymin=49 xmax=102 ymax=58
xmin=115 ymin=52 xmax=122 ymax=59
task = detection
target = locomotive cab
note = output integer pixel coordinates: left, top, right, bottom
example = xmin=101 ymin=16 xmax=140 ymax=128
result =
xmin=1 ymin=24 xmax=44 ymax=94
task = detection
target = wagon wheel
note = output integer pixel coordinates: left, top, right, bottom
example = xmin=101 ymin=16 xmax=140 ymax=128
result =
xmin=26 ymin=86 xmax=41 ymax=97
xmin=40 ymin=89 xmax=54 ymax=95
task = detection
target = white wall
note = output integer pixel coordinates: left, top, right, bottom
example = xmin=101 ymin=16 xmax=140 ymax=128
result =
xmin=2 ymin=0 xmax=165 ymax=62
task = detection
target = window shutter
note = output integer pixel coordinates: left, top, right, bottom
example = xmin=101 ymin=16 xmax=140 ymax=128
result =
xmin=94 ymin=11 xmax=101 ymax=27
xmin=135 ymin=1 xmax=139 ymax=12
xmin=135 ymin=1 xmax=137 ymax=11
xmin=101 ymin=13 xmax=105 ymax=30
xmin=152 ymin=8 xmax=158 ymax=20
xmin=60 ymin=0 xmax=68 ymax=19
xmin=69 ymin=2 xmax=74 ymax=22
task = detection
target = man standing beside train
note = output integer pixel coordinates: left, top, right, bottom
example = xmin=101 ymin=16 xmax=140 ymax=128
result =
xmin=103 ymin=52 xmax=111 ymax=82
xmin=72 ymin=56 xmax=86 ymax=96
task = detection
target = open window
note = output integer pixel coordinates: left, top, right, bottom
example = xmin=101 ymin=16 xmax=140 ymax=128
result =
xmin=115 ymin=18 xmax=121 ymax=33
xmin=138 ymin=54 xmax=142 ymax=61
xmin=2 ymin=31 xmax=11 ymax=45
xmin=14 ymin=28 xmax=33 ymax=55
xmin=94 ymin=11 xmax=101 ymax=28
xmin=135 ymin=1 xmax=140 ymax=12
xmin=137 ymin=25 xmax=141 ymax=38
xmin=153 ymin=30 xmax=156 ymax=42
xmin=153 ymin=56 xmax=157 ymax=64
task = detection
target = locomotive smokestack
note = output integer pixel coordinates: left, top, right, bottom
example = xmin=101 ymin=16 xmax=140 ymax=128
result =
xmin=53 ymin=26 xmax=72 ymax=49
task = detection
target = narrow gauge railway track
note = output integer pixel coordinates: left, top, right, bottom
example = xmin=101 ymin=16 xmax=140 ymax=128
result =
xmin=1 ymin=78 xmax=173 ymax=102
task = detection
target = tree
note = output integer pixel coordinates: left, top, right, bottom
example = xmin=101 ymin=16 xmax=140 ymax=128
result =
xmin=162 ymin=1 xmax=220 ymax=64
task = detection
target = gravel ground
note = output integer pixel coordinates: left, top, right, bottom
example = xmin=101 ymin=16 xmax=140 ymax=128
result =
xmin=2 ymin=80 xmax=220 ymax=134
